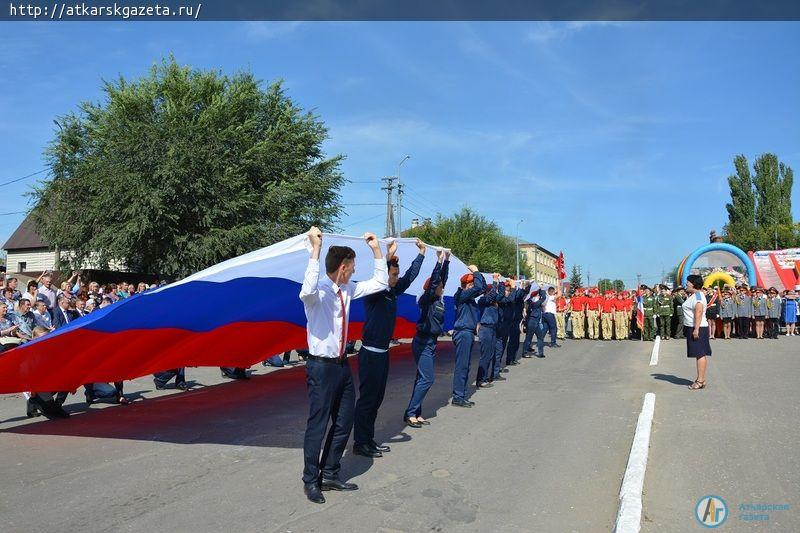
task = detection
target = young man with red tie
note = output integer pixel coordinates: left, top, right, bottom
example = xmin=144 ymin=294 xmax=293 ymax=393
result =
xmin=298 ymin=227 xmax=388 ymax=504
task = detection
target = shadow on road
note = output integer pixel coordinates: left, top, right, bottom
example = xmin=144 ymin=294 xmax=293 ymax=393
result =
xmin=650 ymin=373 xmax=694 ymax=386
xmin=2 ymin=342 xmax=467 ymax=481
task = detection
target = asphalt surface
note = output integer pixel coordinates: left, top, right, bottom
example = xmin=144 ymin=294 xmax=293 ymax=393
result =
xmin=0 ymin=335 xmax=797 ymax=532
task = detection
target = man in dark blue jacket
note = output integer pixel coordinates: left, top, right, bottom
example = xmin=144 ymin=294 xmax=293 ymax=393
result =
xmin=522 ymin=285 xmax=547 ymax=358
xmin=505 ymin=281 xmax=531 ymax=366
xmin=353 ymin=238 xmax=426 ymax=457
xmin=475 ymin=273 xmax=501 ymax=388
xmin=492 ymin=281 xmax=516 ymax=381
xmin=404 ymin=249 xmax=449 ymax=428
xmin=450 ymin=263 xmax=485 ymax=407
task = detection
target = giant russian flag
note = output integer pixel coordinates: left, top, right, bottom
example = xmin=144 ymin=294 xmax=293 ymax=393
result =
xmin=0 ymin=234 xmax=471 ymax=393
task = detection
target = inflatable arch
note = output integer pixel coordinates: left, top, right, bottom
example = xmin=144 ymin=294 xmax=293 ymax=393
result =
xmin=702 ymin=271 xmax=736 ymax=288
xmin=678 ymin=243 xmax=757 ymax=287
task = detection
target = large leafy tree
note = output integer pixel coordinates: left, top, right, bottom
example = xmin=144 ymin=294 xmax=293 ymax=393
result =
xmin=402 ymin=207 xmax=531 ymax=277
xmin=31 ymin=57 xmax=344 ymax=279
xmin=724 ymin=153 xmax=798 ymax=250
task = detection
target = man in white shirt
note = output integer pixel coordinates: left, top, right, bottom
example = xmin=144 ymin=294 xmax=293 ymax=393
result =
xmin=299 ymin=226 xmax=388 ymax=504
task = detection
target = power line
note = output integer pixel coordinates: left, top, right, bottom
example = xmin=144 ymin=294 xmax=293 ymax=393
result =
xmin=0 ymin=211 xmax=26 ymax=216
xmin=343 ymin=203 xmax=385 ymax=206
xmin=341 ymin=212 xmax=384 ymax=230
xmin=0 ymin=169 xmax=48 ymax=187
xmin=401 ymin=205 xmax=427 ymax=219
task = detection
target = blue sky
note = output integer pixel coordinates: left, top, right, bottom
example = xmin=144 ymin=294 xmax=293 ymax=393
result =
xmin=1 ymin=22 xmax=799 ymax=285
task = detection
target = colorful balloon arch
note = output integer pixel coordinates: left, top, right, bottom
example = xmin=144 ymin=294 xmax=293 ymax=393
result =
xmin=677 ymin=243 xmax=757 ymax=287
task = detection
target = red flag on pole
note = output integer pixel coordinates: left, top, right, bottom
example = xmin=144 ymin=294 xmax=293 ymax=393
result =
xmin=557 ymin=252 xmax=566 ymax=280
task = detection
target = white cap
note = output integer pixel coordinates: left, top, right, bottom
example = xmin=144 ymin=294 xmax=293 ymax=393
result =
xmin=530 ymin=283 xmax=540 ymax=292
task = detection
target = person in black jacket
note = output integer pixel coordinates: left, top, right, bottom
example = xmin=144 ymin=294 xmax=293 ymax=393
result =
xmin=404 ymin=249 xmax=449 ymax=428
xmin=353 ymin=238 xmax=426 ymax=456
xmin=505 ymin=281 xmax=531 ymax=366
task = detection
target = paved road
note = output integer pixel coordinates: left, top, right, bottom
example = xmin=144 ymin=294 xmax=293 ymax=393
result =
xmin=0 ymin=335 xmax=796 ymax=532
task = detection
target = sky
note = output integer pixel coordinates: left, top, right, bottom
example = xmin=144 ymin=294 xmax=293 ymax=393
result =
xmin=1 ymin=21 xmax=799 ymax=286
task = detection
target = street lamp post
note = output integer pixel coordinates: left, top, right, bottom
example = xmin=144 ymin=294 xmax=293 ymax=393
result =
xmin=515 ymin=219 xmax=523 ymax=279
xmin=396 ymin=155 xmax=410 ymax=237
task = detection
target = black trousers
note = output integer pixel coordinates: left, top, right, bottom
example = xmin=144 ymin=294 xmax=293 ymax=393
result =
xmin=767 ymin=317 xmax=780 ymax=338
xmin=303 ymin=357 xmax=355 ymax=484
xmin=737 ymin=317 xmax=750 ymax=338
xmin=505 ymin=325 xmax=521 ymax=364
xmin=353 ymin=347 xmax=390 ymax=446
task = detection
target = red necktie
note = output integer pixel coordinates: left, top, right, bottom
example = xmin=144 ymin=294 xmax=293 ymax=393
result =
xmin=337 ymin=288 xmax=347 ymax=360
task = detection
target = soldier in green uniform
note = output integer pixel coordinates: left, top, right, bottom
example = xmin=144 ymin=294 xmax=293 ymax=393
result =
xmin=641 ymin=285 xmax=656 ymax=341
xmin=672 ymin=286 xmax=686 ymax=339
xmin=655 ymin=285 xmax=673 ymax=339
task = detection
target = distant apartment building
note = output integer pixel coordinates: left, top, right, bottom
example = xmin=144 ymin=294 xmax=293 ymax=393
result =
xmin=519 ymin=240 xmax=559 ymax=287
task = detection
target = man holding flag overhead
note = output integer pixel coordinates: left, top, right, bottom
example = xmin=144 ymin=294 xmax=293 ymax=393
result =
xmin=353 ymin=238 xmax=426 ymax=458
xmin=299 ymin=227 xmax=388 ymax=504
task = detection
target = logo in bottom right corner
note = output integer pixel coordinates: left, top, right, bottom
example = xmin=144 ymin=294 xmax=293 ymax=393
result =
xmin=695 ymin=495 xmax=728 ymax=528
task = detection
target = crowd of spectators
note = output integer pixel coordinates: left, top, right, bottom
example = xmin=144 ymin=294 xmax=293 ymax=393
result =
xmin=1 ymin=270 xmax=159 ymax=419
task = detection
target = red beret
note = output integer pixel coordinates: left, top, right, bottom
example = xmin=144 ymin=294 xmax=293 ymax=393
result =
xmin=460 ymin=273 xmax=474 ymax=284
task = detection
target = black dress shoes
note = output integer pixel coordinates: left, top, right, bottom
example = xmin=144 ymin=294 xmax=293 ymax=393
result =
xmin=304 ymin=482 xmax=326 ymax=504
xmin=500 ymin=368 xmax=510 ymax=373
xmin=536 ymin=353 xmax=546 ymax=358
xmin=26 ymin=399 xmax=41 ymax=418
xmin=321 ymin=478 xmax=359 ymax=491
xmin=370 ymin=441 xmax=390 ymax=453
xmin=353 ymin=443 xmax=382 ymax=458
xmin=452 ymin=398 xmax=472 ymax=408
xmin=404 ymin=417 xmax=422 ymax=428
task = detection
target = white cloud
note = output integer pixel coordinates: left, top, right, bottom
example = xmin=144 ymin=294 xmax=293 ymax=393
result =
xmin=526 ymin=21 xmax=622 ymax=43
xmin=242 ymin=22 xmax=303 ymax=41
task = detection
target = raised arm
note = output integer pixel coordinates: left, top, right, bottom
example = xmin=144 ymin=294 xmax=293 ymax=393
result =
xmin=353 ymin=232 xmax=389 ymax=299
xmin=419 ymin=259 xmax=443 ymax=306
xmin=440 ymin=249 xmax=451 ymax=288
xmin=460 ymin=264 xmax=485 ymax=302
xmin=394 ymin=239 xmax=426 ymax=295
xmin=299 ymin=227 xmax=322 ymax=304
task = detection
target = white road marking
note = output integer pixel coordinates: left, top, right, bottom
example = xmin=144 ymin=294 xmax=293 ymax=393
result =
xmin=614 ymin=392 xmax=656 ymax=533
xmin=649 ymin=336 xmax=660 ymax=366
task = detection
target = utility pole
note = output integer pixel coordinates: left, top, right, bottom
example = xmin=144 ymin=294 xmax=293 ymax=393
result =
xmin=396 ymin=155 xmax=410 ymax=238
xmin=381 ymin=177 xmax=396 ymax=238
xmin=587 ymin=268 xmax=591 ymax=287
xmin=396 ymin=182 xmax=404 ymax=238
xmin=533 ymin=248 xmax=539 ymax=284
xmin=637 ymin=274 xmax=641 ymax=290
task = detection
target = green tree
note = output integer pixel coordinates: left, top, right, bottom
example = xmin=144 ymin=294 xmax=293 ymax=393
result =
xmin=402 ymin=207 xmax=530 ymax=277
xmin=724 ymin=153 xmax=797 ymax=250
xmin=30 ymin=57 xmax=344 ymax=279
xmin=612 ymin=279 xmax=625 ymax=292
xmin=597 ymin=278 xmax=613 ymax=293
xmin=569 ymin=265 xmax=583 ymax=290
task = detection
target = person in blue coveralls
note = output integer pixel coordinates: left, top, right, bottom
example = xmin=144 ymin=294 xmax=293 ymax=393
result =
xmin=450 ymin=263 xmax=485 ymax=407
xmin=404 ymin=249 xmax=449 ymax=428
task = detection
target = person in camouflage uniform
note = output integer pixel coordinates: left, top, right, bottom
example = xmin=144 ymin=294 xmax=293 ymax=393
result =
xmin=655 ymin=285 xmax=673 ymax=339
xmin=641 ymin=285 xmax=656 ymax=341
xmin=672 ymin=286 xmax=686 ymax=339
